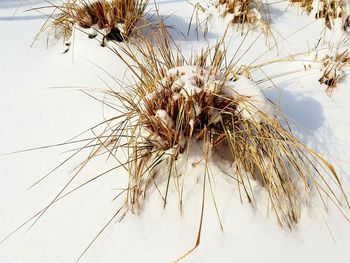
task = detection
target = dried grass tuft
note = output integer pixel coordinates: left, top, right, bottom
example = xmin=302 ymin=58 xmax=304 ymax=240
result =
xmin=319 ymin=48 xmax=350 ymax=95
xmin=290 ymin=0 xmax=314 ymax=14
xmin=2 ymin=20 xmax=350 ymax=262
xmin=188 ymin=0 xmax=270 ymax=37
xmin=315 ymin=0 xmax=344 ymax=29
xmin=93 ymin=30 xmax=350 ymax=231
xmin=217 ymin=0 xmax=265 ymax=26
xmin=33 ymin=0 xmax=148 ymax=46
xmin=291 ymin=0 xmax=350 ymax=30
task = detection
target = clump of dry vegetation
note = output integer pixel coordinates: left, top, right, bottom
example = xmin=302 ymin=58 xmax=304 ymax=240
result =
xmin=315 ymin=0 xmax=343 ymax=29
xmin=319 ymin=48 xmax=350 ymax=95
xmin=290 ymin=0 xmax=350 ymax=30
xmin=290 ymin=0 xmax=314 ymax=14
xmin=188 ymin=0 xmax=269 ymax=37
xmin=193 ymin=0 xmax=350 ymax=33
xmin=1 ymin=15 xmax=349 ymax=262
xmin=34 ymin=0 xmax=148 ymax=46
xmin=215 ymin=0 xmax=266 ymax=30
xmin=94 ymin=29 xmax=349 ymax=228
xmin=216 ymin=0 xmax=264 ymax=26
xmin=69 ymin=32 xmax=348 ymax=259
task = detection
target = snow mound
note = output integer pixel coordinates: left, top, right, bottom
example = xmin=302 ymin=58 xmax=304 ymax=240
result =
xmin=148 ymin=65 xmax=274 ymax=123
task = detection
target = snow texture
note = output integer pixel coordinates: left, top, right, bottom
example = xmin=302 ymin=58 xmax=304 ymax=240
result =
xmin=1 ymin=0 xmax=350 ymax=263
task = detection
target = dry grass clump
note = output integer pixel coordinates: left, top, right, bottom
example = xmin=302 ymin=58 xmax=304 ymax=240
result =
xmin=319 ymin=48 xmax=350 ymax=95
xmin=315 ymin=0 xmax=344 ymax=29
xmin=193 ymin=0 xmax=350 ymax=32
xmin=188 ymin=0 xmax=269 ymax=37
xmin=94 ymin=30 xmax=350 ymax=233
xmin=290 ymin=0 xmax=314 ymax=14
xmin=2 ymin=24 xmax=350 ymax=262
xmin=36 ymin=0 xmax=148 ymax=46
xmin=216 ymin=0 xmax=266 ymax=28
xmin=290 ymin=0 xmax=350 ymax=30
xmin=69 ymin=34 xmax=350 ymax=259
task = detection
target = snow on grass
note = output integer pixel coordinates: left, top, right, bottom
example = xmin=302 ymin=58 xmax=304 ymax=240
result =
xmin=1 ymin=0 xmax=350 ymax=263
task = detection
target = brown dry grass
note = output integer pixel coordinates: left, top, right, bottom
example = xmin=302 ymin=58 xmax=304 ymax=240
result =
xmin=319 ymin=48 xmax=350 ymax=95
xmin=290 ymin=0 xmax=314 ymax=14
xmin=188 ymin=0 xmax=271 ymax=38
xmin=116 ymin=33 xmax=348 ymax=219
xmin=291 ymin=0 xmax=348 ymax=30
xmin=90 ymin=30 xmax=349 ymax=259
xmin=204 ymin=0 xmax=349 ymax=32
xmin=32 ymin=0 xmax=148 ymax=46
xmin=2 ymin=14 xmax=350 ymax=263
xmin=218 ymin=0 xmax=265 ymax=25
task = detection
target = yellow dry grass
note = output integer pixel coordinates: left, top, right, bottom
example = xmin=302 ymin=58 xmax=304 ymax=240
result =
xmin=86 ymin=29 xmax=349 ymax=258
xmin=319 ymin=48 xmax=350 ymax=95
xmin=32 ymin=0 xmax=148 ymax=45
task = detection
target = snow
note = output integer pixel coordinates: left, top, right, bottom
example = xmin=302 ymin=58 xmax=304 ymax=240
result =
xmin=222 ymin=76 xmax=275 ymax=122
xmin=1 ymin=0 xmax=350 ymax=263
xmin=201 ymin=1 xmax=264 ymax=33
xmin=168 ymin=66 xmax=205 ymax=98
xmin=156 ymin=109 xmax=174 ymax=129
xmin=164 ymin=65 xmax=274 ymax=122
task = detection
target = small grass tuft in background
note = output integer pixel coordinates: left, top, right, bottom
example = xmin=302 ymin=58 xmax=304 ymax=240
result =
xmin=290 ymin=0 xmax=350 ymax=30
xmin=188 ymin=0 xmax=271 ymax=37
xmin=32 ymin=0 xmax=148 ymax=47
xmin=217 ymin=0 xmax=265 ymax=26
xmin=319 ymin=47 xmax=350 ymax=95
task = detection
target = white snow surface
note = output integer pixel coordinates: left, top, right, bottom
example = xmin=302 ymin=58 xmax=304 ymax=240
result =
xmin=156 ymin=109 xmax=174 ymax=129
xmin=1 ymin=1 xmax=350 ymax=263
xmin=222 ymin=76 xmax=275 ymax=121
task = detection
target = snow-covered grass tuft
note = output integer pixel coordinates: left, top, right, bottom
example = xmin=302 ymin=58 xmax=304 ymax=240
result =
xmin=216 ymin=0 xmax=265 ymax=26
xmin=1 ymin=11 xmax=350 ymax=263
xmin=290 ymin=0 xmax=314 ymax=14
xmin=193 ymin=0 xmax=350 ymax=34
xmin=91 ymin=29 xmax=350 ymax=233
xmin=32 ymin=0 xmax=148 ymax=47
xmin=188 ymin=0 xmax=270 ymax=37
xmin=319 ymin=47 xmax=350 ymax=95
xmin=291 ymin=0 xmax=350 ymax=31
